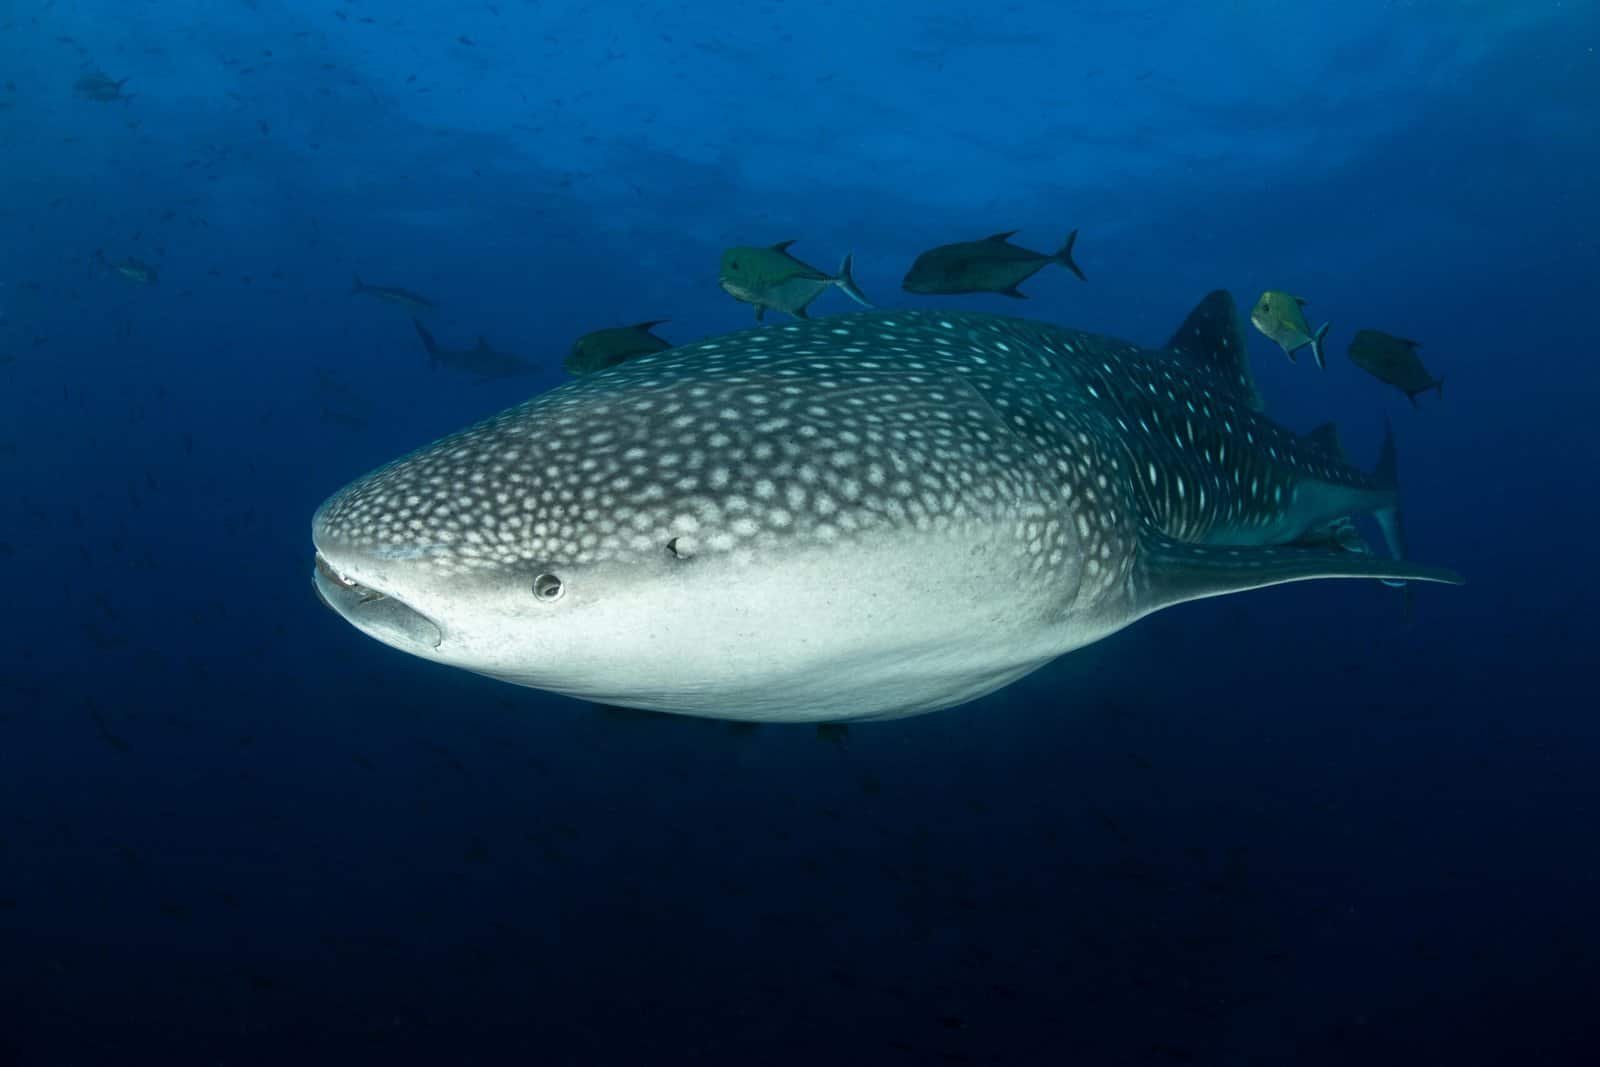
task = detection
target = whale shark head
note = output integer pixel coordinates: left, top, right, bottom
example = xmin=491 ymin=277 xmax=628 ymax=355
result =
xmin=311 ymin=316 xmax=1125 ymax=722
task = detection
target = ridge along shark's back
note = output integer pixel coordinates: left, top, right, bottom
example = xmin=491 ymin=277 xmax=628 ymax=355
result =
xmin=311 ymin=296 xmax=1459 ymax=723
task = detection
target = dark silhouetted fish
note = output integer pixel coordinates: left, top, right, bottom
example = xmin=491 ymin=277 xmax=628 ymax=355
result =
xmin=902 ymin=229 xmax=1085 ymax=298
xmin=74 ymin=69 xmax=132 ymax=103
xmin=565 ymin=321 xmax=671 ymax=376
xmin=1348 ymin=329 xmax=1444 ymax=406
xmin=351 ymin=274 xmax=437 ymax=312
xmin=412 ymin=319 xmax=534 ymax=378
xmin=96 ymin=251 xmax=158 ymax=285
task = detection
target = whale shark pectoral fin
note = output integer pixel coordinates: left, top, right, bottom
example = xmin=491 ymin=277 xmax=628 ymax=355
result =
xmin=1134 ymin=530 xmax=1462 ymax=616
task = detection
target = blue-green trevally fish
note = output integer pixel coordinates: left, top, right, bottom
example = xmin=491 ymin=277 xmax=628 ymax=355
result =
xmin=719 ymin=241 xmax=872 ymax=321
xmin=311 ymin=292 xmax=1460 ymax=723
xmin=1251 ymin=290 xmax=1329 ymax=369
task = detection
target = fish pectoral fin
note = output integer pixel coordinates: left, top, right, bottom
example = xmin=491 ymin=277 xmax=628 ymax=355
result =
xmin=1134 ymin=530 xmax=1461 ymax=617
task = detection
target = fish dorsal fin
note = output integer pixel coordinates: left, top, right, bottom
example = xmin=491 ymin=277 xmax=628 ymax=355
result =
xmin=1294 ymin=296 xmax=1308 ymax=306
xmin=1134 ymin=528 xmax=1461 ymax=618
xmin=1304 ymin=421 xmax=1346 ymax=461
xmin=770 ymin=240 xmax=798 ymax=253
xmin=476 ymin=336 xmax=492 ymax=352
xmin=632 ymin=319 xmax=669 ymax=332
xmin=982 ymin=230 xmax=1020 ymax=243
xmin=1164 ymin=290 xmax=1263 ymax=411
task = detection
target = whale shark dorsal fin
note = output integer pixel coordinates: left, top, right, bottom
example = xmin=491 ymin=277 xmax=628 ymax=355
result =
xmin=1304 ymin=421 xmax=1347 ymax=462
xmin=1134 ymin=529 xmax=1462 ymax=617
xmin=1164 ymin=289 xmax=1262 ymax=411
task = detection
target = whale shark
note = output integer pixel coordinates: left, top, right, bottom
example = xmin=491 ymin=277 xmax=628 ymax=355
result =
xmin=312 ymin=292 xmax=1460 ymax=723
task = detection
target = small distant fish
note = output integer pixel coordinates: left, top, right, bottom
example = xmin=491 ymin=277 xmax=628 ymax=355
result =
xmin=73 ymin=69 xmax=132 ymax=103
xmin=1250 ymin=290 xmax=1329 ymax=369
xmin=351 ymin=274 xmax=437 ymax=312
xmin=320 ymin=408 xmax=368 ymax=432
xmin=97 ymin=251 xmax=158 ymax=285
xmin=719 ymin=241 xmax=872 ymax=321
xmin=412 ymin=318 xmax=534 ymax=378
xmin=88 ymin=709 xmax=130 ymax=752
xmin=565 ymin=320 xmax=671 ymax=376
xmin=902 ymin=229 xmax=1085 ymax=298
xmin=815 ymin=723 xmax=849 ymax=748
xmin=315 ymin=368 xmax=365 ymax=410
xmin=1347 ymin=330 xmax=1443 ymax=407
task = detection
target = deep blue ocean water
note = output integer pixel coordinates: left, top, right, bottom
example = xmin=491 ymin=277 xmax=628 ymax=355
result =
xmin=2 ymin=2 xmax=1597 ymax=1064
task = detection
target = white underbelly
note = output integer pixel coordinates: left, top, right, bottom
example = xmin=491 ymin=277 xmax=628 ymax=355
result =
xmin=485 ymin=526 xmax=1088 ymax=723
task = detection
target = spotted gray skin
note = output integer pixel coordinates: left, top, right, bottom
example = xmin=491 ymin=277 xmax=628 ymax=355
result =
xmin=312 ymin=292 xmax=1460 ymax=723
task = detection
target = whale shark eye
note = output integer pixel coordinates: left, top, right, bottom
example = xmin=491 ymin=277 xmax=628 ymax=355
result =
xmin=532 ymin=573 xmax=564 ymax=602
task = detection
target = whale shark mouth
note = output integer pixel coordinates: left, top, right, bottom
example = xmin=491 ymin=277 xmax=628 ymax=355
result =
xmin=312 ymin=551 xmax=443 ymax=650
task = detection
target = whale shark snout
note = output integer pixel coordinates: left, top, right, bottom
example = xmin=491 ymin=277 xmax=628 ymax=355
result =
xmin=312 ymin=549 xmax=443 ymax=652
